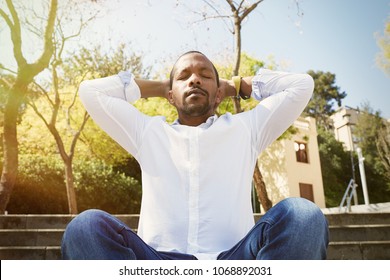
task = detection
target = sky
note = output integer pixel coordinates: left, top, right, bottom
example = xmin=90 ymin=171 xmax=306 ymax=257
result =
xmin=1 ymin=0 xmax=390 ymax=118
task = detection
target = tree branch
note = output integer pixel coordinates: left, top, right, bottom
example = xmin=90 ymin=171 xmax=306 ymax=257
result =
xmin=241 ymin=0 xmax=264 ymax=20
xmin=4 ymin=0 xmax=27 ymax=67
xmin=226 ymin=0 xmax=236 ymax=12
xmin=30 ymin=0 xmax=58 ymax=74
xmin=69 ymin=111 xmax=90 ymax=160
xmin=32 ymin=80 xmax=55 ymax=108
xmin=0 ymin=64 xmax=17 ymax=75
xmin=0 ymin=8 xmax=14 ymax=30
xmin=27 ymin=99 xmax=51 ymax=130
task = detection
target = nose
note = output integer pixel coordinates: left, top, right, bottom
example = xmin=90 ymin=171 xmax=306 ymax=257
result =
xmin=188 ymin=72 xmax=201 ymax=86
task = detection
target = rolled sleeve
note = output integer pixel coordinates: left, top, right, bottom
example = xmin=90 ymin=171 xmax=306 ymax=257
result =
xmin=118 ymin=70 xmax=141 ymax=103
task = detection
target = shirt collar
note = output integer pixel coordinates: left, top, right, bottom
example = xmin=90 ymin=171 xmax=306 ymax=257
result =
xmin=172 ymin=115 xmax=218 ymax=129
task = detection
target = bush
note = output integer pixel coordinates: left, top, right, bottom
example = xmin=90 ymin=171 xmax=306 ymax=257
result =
xmin=74 ymin=159 xmax=142 ymax=214
xmin=7 ymin=154 xmax=68 ymax=214
xmin=7 ymin=155 xmax=142 ymax=214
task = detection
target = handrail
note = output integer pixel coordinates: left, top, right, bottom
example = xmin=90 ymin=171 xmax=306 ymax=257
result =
xmin=339 ymin=179 xmax=358 ymax=213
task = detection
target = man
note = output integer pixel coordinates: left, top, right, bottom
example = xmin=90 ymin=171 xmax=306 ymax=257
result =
xmin=61 ymin=51 xmax=329 ymax=260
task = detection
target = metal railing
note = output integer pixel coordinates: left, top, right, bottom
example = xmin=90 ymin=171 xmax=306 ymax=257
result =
xmin=339 ymin=179 xmax=358 ymax=213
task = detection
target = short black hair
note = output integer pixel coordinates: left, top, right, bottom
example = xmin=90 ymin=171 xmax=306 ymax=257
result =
xmin=169 ymin=51 xmax=220 ymax=89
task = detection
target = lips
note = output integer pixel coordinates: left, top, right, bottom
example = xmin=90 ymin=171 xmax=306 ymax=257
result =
xmin=186 ymin=87 xmax=207 ymax=97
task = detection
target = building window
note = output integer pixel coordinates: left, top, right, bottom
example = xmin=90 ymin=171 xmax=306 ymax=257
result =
xmin=294 ymin=142 xmax=308 ymax=163
xmin=299 ymin=183 xmax=314 ymax=202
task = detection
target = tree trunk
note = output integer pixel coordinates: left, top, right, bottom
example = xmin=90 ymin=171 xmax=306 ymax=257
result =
xmin=253 ymin=163 xmax=272 ymax=211
xmin=0 ymin=0 xmax=58 ymax=213
xmin=232 ymin=19 xmax=273 ymax=212
xmin=64 ymin=160 xmax=78 ymax=214
xmin=0 ymin=82 xmax=27 ymax=212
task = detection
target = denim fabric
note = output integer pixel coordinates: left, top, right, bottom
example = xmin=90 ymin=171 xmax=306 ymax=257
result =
xmin=61 ymin=197 xmax=328 ymax=260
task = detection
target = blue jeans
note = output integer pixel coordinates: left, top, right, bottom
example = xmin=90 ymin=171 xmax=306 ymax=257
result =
xmin=61 ymin=197 xmax=329 ymax=260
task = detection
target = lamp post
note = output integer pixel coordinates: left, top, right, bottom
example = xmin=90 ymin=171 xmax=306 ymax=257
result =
xmin=356 ymin=147 xmax=369 ymax=205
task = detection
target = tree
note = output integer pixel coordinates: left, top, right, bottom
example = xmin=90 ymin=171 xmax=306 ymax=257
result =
xmin=305 ymin=70 xmax=346 ymax=130
xmin=377 ymin=121 xmax=390 ymax=182
xmin=27 ymin=36 xmax=90 ymax=214
xmin=0 ymin=0 xmax=58 ymax=213
xmin=28 ymin=41 xmax=151 ymax=214
xmin=353 ymin=103 xmax=390 ymax=199
xmin=376 ymin=15 xmax=390 ymax=76
xmin=317 ymin=127 xmax=354 ymax=207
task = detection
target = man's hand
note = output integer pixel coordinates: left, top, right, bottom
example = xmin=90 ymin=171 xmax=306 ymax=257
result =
xmin=219 ymin=79 xmax=237 ymax=99
xmin=219 ymin=77 xmax=253 ymax=100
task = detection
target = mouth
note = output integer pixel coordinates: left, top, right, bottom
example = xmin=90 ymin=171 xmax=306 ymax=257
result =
xmin=186 ymin=87 xmax=207 ymax=97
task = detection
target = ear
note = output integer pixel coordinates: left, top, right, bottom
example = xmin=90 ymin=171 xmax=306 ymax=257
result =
xmin=168 ymin=90 xmax=175 ymax=104
xmin=215 ymin=87 xmax=222 ymax=106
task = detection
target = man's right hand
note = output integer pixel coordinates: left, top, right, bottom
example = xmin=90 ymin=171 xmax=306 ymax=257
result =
xmin=135 ymin=78 xmax=170 ymax=99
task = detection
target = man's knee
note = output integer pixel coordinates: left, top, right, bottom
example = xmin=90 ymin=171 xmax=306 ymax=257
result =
xmin=277 ymin=198 xmax=329 ymax=236
xmin=63 ymin=209 xmax=109 ymax=243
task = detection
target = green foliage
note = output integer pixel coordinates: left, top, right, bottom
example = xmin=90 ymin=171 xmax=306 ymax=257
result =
xmin=353 ymin=102 xmax=390 ymax=199
xmin=134 ymin=98 xmax=178 ymax=124
xmin=318 ymin=112 xmax=390 ymax=208
xmin=317 ymin=127 xmax=353 ymax=207
xmin=305 ymin=70 xmax=347 ymax=130
xmin=7 ymin=154 xmax=68 ymax=214
xmin=6 ymin=154 xmax=142 ymax=214
xmin=214 ymin=52 xmax=265 ymax=116
xmin=74 ymin=159 xmax=142 ymax=214
xmin=63 ymin=44 xmax=152 ymax=82
xmin=216 ymin=52 xmax=265 ymax=79
xmin=376 ymin=16 xmax=390 ymax=76
xmin=354 ymin=103 xmax=384 ymax=169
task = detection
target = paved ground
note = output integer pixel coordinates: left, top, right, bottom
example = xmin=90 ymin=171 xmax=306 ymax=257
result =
xmin=322 ymin=202 xmax=390 ymax=214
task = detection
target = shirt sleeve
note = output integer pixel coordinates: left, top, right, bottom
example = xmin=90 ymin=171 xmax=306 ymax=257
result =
xmin=240 ymin=69 xmax=314 ymax=155
xmin=78 ymin=72 xmax=149 ymax=159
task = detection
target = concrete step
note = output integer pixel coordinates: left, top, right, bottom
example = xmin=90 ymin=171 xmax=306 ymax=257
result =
xmin=1 ymin=225 xmax=387 ymax=248
xmin=1 ymin=213 xmax=389 ymax=260
xmin=1 ymin=242 xmax=389 ymax=260
xmin=1 ymin=213 xmax=388 ymax=229
xmin=0 ymin=214 xmax=140 ymax=229
xmin=327 ymin=241 xmax=390 ymax=260
xmin=0 ymin=229 xmax=64 ymax=246
xmin=329 ymin=224 xmax=390 ymax=242
xmin=0 ymin=246 xmax=61 ymax=260
xmin=324 ymin=213 xmax=390 ymax=226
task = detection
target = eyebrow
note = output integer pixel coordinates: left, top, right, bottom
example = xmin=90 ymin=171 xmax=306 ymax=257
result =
xmin=176 ymin=66 xmax=214 ymax=76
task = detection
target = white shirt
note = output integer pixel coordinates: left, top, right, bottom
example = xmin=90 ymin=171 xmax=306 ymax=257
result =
xmin=79 ymin=69 xmax=314 ymax=259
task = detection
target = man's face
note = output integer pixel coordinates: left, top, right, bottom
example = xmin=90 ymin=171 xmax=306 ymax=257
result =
xmin=168 ymin=53 xmax=221 ymax=121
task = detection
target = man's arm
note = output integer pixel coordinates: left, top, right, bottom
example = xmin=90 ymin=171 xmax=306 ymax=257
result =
xmin=79 ymin=73 xmax=168 ymax=159
xmin=134 ymin=78 xmax=170 ymax=99
xmin=231 ymin=69 xmax=314 ymax=154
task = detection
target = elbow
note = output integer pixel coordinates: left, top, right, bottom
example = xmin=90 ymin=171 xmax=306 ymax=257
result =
xmin=304 ymin=73 xmax=315 ymax=95
xmin=78 ymin=79 xmax=93 ymax=102
xmin=299 ymin=73 xmax=315 ymax=100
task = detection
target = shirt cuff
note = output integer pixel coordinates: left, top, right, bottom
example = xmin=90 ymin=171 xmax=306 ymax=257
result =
xmin=118 ymin=70 xmax=141 ymax=103
xmin=251 ymin=69 xmax=271 ymax=101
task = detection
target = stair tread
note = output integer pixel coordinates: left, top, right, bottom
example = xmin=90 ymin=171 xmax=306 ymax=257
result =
xmin=0 ymin=229 xmax=65 ymax=232
xmin=328 ymin=224 xmax=390 ymax=228
xmin=329 ymin=240 xmax=390 ymax=244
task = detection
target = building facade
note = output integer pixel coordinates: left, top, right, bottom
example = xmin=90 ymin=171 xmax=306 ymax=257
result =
xmin=257 ymin=116 xmax=326 ymax=211
xmin=330 ymin=106 xmax=360 ymax=151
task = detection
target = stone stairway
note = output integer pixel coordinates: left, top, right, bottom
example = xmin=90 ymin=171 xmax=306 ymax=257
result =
xmin=0 ymin=212 xmax=389 ymax=260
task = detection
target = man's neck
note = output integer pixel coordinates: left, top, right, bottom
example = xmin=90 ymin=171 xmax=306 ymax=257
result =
xmin=177 ymin=113 xmax=214 ymax=127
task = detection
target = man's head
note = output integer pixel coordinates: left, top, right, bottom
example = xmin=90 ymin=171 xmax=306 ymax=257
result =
xmin=168 ymin=51 xmax=222 ymax=126
xmin=169 ymin=51 xmax=220 ymax=89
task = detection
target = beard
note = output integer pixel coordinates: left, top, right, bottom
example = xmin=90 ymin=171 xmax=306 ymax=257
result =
xmin=180 ymin=86 xmax=214 ymax=117
xmin=181 ymin=101 xmax=213 ymax=117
